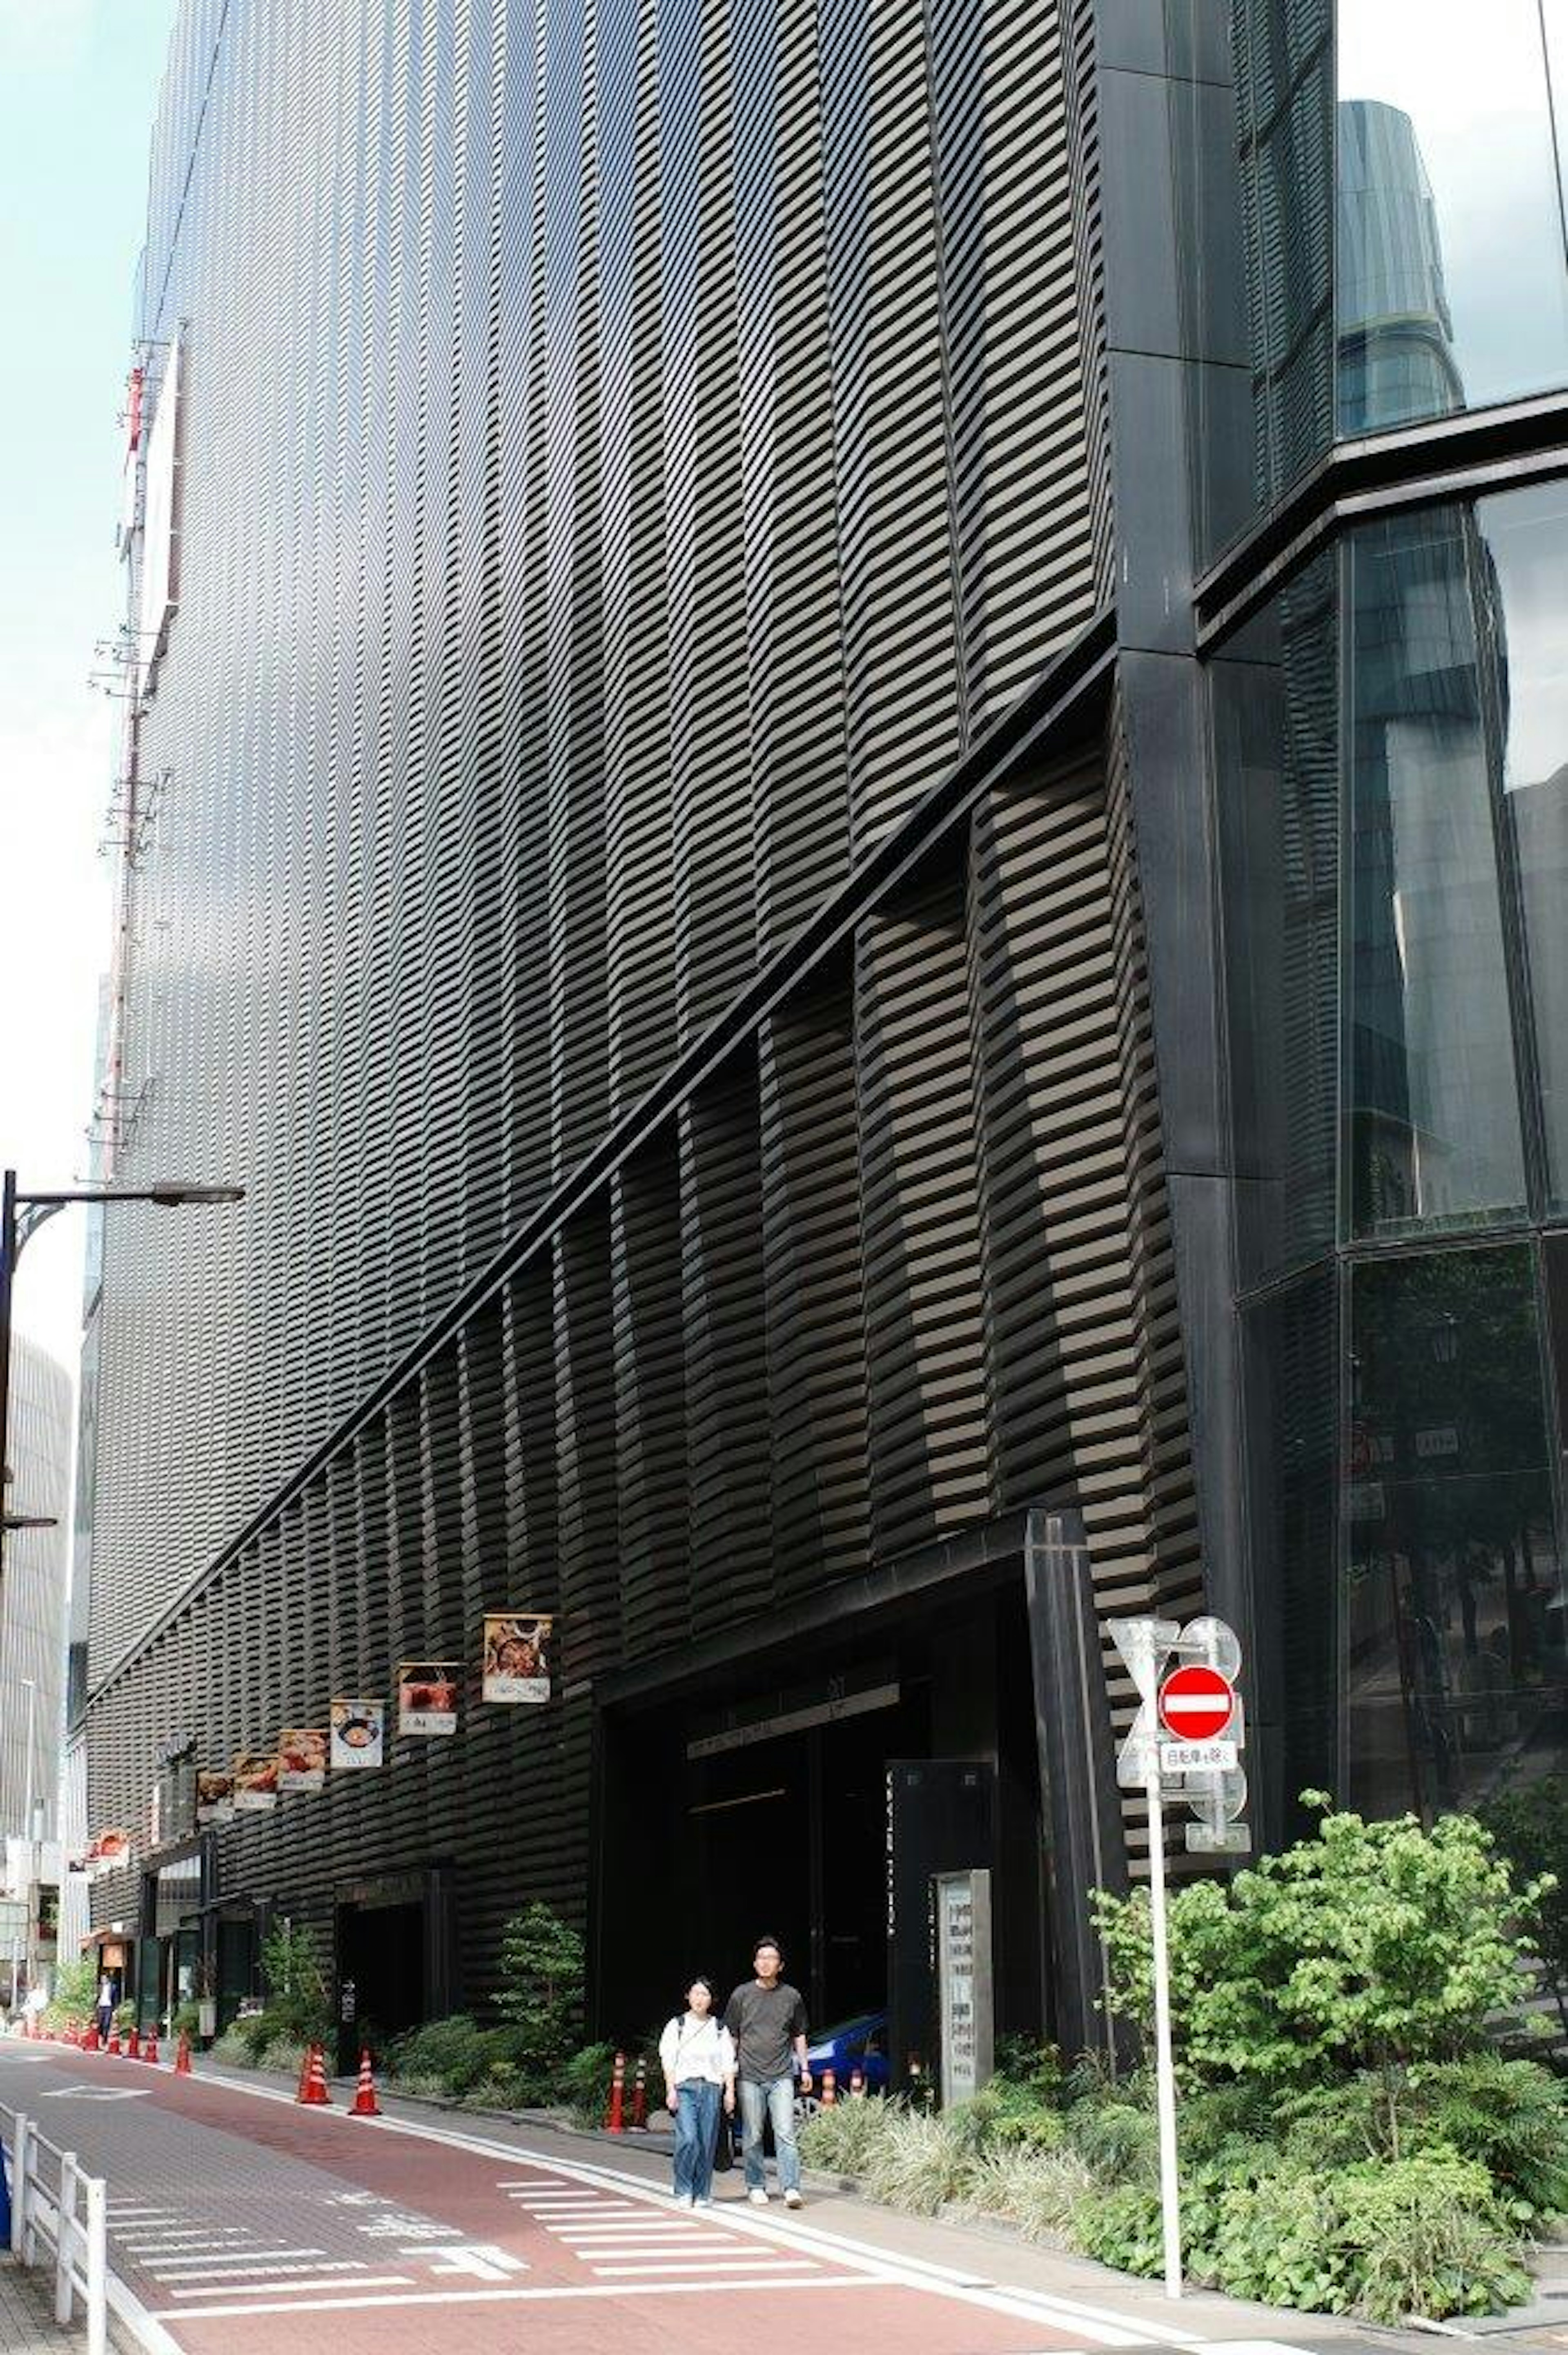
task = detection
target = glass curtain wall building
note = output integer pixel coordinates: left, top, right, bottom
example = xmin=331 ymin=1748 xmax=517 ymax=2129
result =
xmin=1218 ymin=0 xmax=1568 ymax=1838
xmin=76 ymin=0 xmax=1568 ymax=2044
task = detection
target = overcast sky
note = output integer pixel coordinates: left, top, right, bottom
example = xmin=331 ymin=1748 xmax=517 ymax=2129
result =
xmin=0 ymin=0 xmax=178 ymax=1380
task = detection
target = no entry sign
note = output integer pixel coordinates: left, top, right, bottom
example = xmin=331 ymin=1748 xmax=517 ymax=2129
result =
xmin=1158 ymin=1664 xmax=1234 ymax=1742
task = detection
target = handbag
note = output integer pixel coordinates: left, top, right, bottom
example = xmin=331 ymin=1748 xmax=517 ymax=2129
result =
xmin=711 ymin=2102 xmax=735 ymax=2172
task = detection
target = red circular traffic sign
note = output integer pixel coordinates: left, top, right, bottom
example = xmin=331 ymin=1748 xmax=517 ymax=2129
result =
xmin=1158 ymin=1664 xmax=1234 ymax=1741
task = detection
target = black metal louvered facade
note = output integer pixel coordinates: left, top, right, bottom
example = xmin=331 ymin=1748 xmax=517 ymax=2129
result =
xmin=81 ymin=0 xmax=1248 ymax=2048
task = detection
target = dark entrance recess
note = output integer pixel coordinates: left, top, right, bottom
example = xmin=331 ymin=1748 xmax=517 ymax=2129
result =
xmin=334 ymin=1865 xmax=457 ymax=2072
xmin=595 ymin=1571 xmax=1054 ymax=2046
xmin=592 ymin=1508 xmax=1127 ymax=2064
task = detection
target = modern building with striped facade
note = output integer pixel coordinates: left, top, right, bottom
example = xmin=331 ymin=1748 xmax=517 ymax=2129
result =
xmin=78 ymin=0 xmax=1568 ymax=2056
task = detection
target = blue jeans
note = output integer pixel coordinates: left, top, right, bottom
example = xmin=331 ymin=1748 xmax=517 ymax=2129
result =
xmin=673 ymin=2078 xmax=721 ymax=2201
xmin=739 ymin=2075 xmax=800 ymax=2193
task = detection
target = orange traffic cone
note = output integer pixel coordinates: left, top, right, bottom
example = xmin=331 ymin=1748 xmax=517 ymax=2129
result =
xmin=849 ymin=2065 xmax=865 ymax=2098
xmin=107 ymin=2027 xmax=121 ymax=2056
xmin=606 ymin=2049 xmax=626 ymax=2133
xmin=297 ymin=2042 xmax=332 ymax=2107
xmin=126 ymin=2027 xmax=141 ymax=2060
xmin=821 ymin=2067 xmax=837 ymax=2107
xmin=143 ymin=2027 xmax=159 ymax=2064
xmin=84 ymin=2027 xmax=99 ymax=2053
xmin=348 ymin=2049 xmax=381 ymax=2118
xmin=630 ymin=2055 xmax=648 ymax=2130
xmin=174 ymin=2032 xmax=192 ymax=2076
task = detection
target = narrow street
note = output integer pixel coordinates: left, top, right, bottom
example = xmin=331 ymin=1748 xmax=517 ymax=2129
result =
xmin=0 ymin=2043 xmax=1355 ymax=2355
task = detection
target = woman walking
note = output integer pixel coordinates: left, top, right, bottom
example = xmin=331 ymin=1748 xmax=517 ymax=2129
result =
xmin=658 ymin=1976 xmax=736 ymax=2208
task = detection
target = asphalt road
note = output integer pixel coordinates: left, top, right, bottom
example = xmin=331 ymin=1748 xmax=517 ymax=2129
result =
xmin=0 ymin=2042 xmax=1365 ymax=2355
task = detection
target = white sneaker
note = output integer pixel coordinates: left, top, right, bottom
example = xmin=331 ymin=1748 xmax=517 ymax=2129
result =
xmin=694 ymin=2197 xmax=713 ymax=2210
xmin=748 ymin=2187 xmax=769 ymax=2207
xmin=675 ymin=2192 xmax=695 ymax=2209
xmin=784 ymin=2188 xmax=803 ymax=2209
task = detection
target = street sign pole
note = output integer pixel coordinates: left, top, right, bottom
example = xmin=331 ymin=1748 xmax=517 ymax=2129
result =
xmin=1144 ymin=1757 xmax=1182 ymax=2300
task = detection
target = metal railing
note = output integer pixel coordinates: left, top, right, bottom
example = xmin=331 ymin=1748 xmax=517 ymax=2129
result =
xmin=4 ymin=2105 xmax=107 ymax=2353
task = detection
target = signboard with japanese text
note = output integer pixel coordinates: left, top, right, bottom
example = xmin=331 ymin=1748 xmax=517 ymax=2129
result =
xmin=277 ymin=1728 xmax=327 ymax=1793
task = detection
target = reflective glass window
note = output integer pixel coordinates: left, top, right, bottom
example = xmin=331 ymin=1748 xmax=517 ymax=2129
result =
xmin=1344 ymin=1246 xmax=1564 ymax=1821
xmin=1337 ymin=0 xmax=1568 ymax=435
xmin=1241 ymin=1270 xmax=1338 ymax=1843
xmin=1215 ymin=553 xmax=1339 ymax=1284
xmin=1474 ymin=482 xmax=1568 ymax=1214
xmin=1346 ymin=509 xmax=1527 ymax=1237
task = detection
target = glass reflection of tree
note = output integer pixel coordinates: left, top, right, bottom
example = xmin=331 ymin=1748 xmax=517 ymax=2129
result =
xmin=1348 ymin=1250 xmax=1563 ymax=1821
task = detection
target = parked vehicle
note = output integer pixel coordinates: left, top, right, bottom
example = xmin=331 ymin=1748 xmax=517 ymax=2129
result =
xmin=797 ymin=2009 xmax=889 ymax=2116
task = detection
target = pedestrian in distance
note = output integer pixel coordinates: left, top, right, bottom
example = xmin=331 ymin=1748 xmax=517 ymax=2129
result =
xmin=658 ymin=1976 xmax=737 ymax=2210
xmin=724 ymin=1935 xmax=811 ymax=2208
xmin=95 ymin=1973 xmax=115 ymax=2043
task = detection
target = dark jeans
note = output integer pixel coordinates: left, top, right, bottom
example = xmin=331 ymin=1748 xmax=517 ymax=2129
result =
xmin=673 ymin=2078 xmax=721 ymax=2201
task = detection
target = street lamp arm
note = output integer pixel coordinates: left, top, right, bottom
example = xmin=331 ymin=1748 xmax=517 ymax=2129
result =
xmin=12 ymin=1200 xmax=70 ymax=1264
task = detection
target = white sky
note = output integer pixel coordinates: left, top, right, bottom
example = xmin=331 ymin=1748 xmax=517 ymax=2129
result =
xmin=0 ymin=1 xmax=178 ymax=1380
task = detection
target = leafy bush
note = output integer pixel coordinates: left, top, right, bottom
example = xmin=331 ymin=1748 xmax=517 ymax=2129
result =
xmin=1410 ymin=2054 xmax=1568 ymax=2218
xmin=800 ymin=2096 xmax=895 ymax=2178
xmin=1334 ymin=2150 xmax=1530 ymax=2324
xmin=1064 ymin=2091 xmax=1158 ymax=2184
xmin=861 ymin=2109 xmax=978 ymax=2216
xmin=559 ymin=2041 xmax=617 ymax=2129
xmin=47 ymin=1958 xmax=98 ymax=2026
xmin=953 ymin=2075 xmax=1065 ymax=2154
xmin=209 ymin=2026 xmax=254 ymax=2068
xmin=494 ymin=1904 xmax=584 ymax=2080
xmin=957 ymin=2144 xmax=1094 ymax=2241
xmin=265 ymin=2037 xmax=309 ymax=2085
xmin=1072 ymin=2181 xmax=1166 ymax=2275
xmin=388 ymin=2014 xmax=496 ymax=2095
xmin=172 ymin=2000 xmax=202 ymax=2037
xmin=1093 ymin=1799 xmax=1545 ymax=2149
xmin=1481 ymin=1777 xmax=1568 ymax=2027
xmin=260 ymin=1920 xmax=330 ymax=2046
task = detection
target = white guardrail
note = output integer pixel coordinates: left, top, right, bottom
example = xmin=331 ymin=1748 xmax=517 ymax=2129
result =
xmin=3 ymin=2105 xmax=107 ymax=2353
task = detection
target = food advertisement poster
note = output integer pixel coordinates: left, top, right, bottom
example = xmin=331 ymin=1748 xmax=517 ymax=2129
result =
xmin=397 ymin=1662 xmax=460 ymax=1737
xmin=277 ymin=1727 xmax=327 ymax=1792
xmin=196 ymin=1772 xmax=234 ymax=1826
xmin=481 ymin=1614 xmax=552 ymax=1704
xmin=330 ymin=1696 xmax=385 ymax=1769
xmin=232 ymin=1751 xmax=280 ymax=1813
xmin=81 ymin=1829 xmax=132 ymax=1878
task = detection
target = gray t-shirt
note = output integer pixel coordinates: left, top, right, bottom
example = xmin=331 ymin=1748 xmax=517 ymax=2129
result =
xmin=724 ymin=1979 xmax=808 ymax=2083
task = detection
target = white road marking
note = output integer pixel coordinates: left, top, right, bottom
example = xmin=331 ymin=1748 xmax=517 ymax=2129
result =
xmin=166 ymin=2274 xmax=416 ymax=2299
xmin=399 ymin=2241 xmax=528 ymax=2281
xmin=146 ymin=2249 xmax=334 ymax=2277
xmin=154 ymin=2275 xmax=892 ymax=2317
xmin=588 ymin=2257 xmax=823 ymax=2275
xmin=165 ymin=2064 xmax=1209 ymax=2342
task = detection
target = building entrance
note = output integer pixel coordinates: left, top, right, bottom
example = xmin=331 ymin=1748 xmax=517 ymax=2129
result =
xmin=593 ymin=1577 xmax=1048 ymax=2050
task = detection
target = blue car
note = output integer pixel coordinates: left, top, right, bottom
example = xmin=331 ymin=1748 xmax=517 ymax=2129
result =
xmin=797 ymin=2010 xmax=889 ymax=2115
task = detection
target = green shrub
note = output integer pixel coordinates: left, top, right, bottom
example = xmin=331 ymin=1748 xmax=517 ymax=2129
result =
xmin=1072 ymin=2181 xmax=1166 ymax=2275
xmin=494 ymin=1904 xmax=584 ymax=2080
xmin=1334 ymin=2149 xmax=1530 ymax=2324
xmin=235 ymin=2010 xmax=286 ymax=2060
xmin=260 ymin=1920 xmax=330 ymax=2046
xmin=1207 ymin=2164 xmax=1355 ymax=2311
xmin=1092 ymin=1800 xmax=1545 ymax=2135
xmin=388 ymin=2013 xmax=489 ymax=2090
xmin=208 ymin=2026 xmax=253 ymax=2068
xmin=1064 ymin=2091 xmax=1158 ymax=2184
xmin=266 ymin=2037 xmax=309 ymax=2084
xmin=800 ymin=2096 xmax=895 ymax=2178
xmin=861 ymin=2109 xmax=978 ymax=2216
xmin=392 ymin=2069 xmax=450 ymax=2101
xmin=958 ymin=2144 xmax=1094 ymax=2241
xmin=559 ymin=2041 xmax=618 ymax=2128
xmin=1410 ymin=2055 xmax=1568 ymax=2218
xmin=172 ymin=2000 xmax=202 ymax=2037
xmin=954 ymin=2076 xmax=1065 ymax=2154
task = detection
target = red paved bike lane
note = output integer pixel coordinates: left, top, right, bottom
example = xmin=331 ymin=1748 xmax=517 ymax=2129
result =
xmin=0 ymin=2046 xmax=1109 ymax=2355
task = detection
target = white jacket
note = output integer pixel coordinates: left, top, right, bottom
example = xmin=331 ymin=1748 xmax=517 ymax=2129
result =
xmin=659 ymin=2011 xmax=736 ymax=2088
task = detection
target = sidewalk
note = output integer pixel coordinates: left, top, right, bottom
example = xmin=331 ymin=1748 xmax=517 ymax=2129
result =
xmin=0 ymin=2257 xmax=84 ymax=2352
xmin=199 ymin=2057 xmax=1416 ymax=2350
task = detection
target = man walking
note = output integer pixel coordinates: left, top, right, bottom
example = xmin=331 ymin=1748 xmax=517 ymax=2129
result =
xmin=724 ymin=1936 xmax=811 ymax=2208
